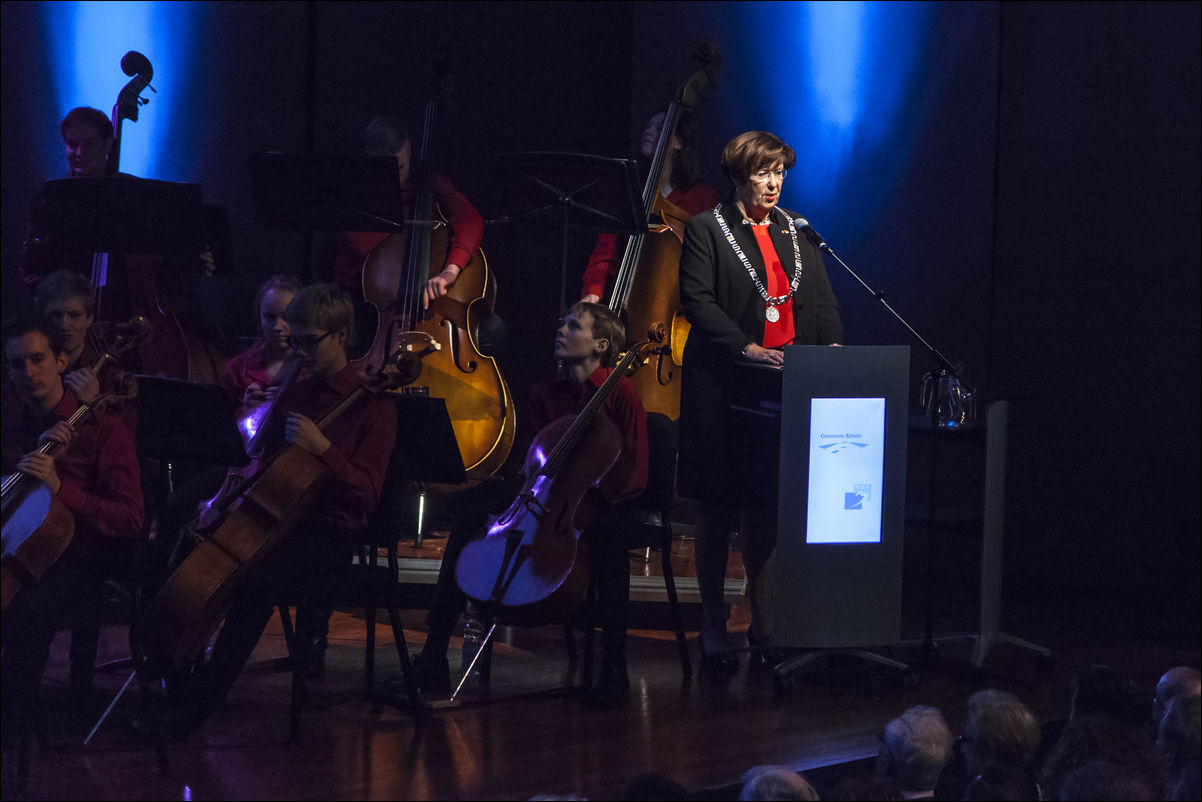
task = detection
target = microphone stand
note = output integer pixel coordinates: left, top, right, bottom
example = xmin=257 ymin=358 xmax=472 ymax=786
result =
xmin=800 ymin=223 xmax=976 ymax=667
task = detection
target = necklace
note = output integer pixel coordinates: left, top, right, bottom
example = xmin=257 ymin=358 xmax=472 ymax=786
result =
xmin=713 ymin=205 xmax=803 ymax=323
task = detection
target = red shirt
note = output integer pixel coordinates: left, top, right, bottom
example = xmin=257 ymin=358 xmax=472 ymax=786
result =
xmin=580 ymin=182 xmax=719 ymax=300
xmin=330 ymin=173 xmax=484 ymax=295
xmin=285 ymin=363 xmax=397 ymax=534
xmin=751 ymin=224 xmax=797 ymax=349
xmin=528 ymin=365 xmax=648 ymax=504
xmin=1 ymin=391 xmax=144 ymax=541
xmin=220 ymin=339 xmax=273 ymax=418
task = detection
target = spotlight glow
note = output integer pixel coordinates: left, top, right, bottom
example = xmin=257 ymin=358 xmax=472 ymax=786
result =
xmin=45 ymin=1 xmax=195 ymax=180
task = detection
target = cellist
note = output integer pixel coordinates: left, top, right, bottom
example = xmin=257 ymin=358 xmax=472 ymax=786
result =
xmin=148 ymin=284 xmax=396 ymax=737
xmin=328 ymin=114 xmax=485 ymax=355
xmin=578 ymin=110 xmax=717 ymax=304
xmin=402 ymin=302 xmax=647 ymax=707
xmin=1 ymin=317 xmax=144 ymax=747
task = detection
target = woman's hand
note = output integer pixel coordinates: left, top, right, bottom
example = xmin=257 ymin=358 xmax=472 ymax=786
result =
xmin=742 ymin=343 xmax=784 ymax=366
xmin=424 ymin=264 xmax=461 ymax=309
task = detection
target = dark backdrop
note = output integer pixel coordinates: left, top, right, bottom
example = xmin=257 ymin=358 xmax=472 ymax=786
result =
xmin=2 ymin=1 xmax=1197 ymax=636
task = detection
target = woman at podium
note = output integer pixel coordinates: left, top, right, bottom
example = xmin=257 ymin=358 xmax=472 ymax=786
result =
xmin=677 ymin=131 xmax=843 ymax=671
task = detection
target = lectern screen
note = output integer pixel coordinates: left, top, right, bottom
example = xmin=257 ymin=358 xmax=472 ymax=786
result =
xmin=805 ymin=397 xmax=886 ymax=544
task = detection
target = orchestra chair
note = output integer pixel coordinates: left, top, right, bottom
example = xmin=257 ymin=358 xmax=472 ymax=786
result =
xmin=275 ymin=521 xmax=423 ymax=745
xmin=567 ymin=502 xmax=693 ymax=689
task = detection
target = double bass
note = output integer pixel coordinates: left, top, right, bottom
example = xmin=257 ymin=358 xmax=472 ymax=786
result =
xmin=357 ymin=57 xmax=515 ymax=487
xmin=455 ymin=341 xmax=656 ymax=627
xmin=606 ymin=44 xmax=720 ymax=420
xmin=97 ymin=51 xmax=226 ymax=383
xmin=1 ymin=321 xmax=147 ymax=615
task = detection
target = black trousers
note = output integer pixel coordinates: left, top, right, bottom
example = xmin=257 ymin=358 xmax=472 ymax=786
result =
xmin=1 ymin=535 xmax=144 ymax=740
xmin=186 ymin=528 xmax=352 ymax=717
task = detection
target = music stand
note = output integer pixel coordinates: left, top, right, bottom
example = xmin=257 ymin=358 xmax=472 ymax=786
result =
xmin=248 ymin=152 xmax=407 ymax=232
xmin=382 ymin=394 xmax=466 ymax=547
xmin=134 ymin=377 xmax=248 ymax=470
xmin=41 ymin=177 xmax=207 ymax=256
xmin=496 ymin=152 xmax=644 ymax=312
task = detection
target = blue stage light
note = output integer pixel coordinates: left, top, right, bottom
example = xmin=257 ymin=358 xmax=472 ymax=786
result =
xmin=45 ymin=1 xmax=194 ymax=180
xmin=740 ymin=1 xmax=934 ymax=236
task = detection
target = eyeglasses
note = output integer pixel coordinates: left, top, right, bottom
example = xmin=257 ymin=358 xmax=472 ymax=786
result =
xmin=285 ymin=330 xmax=334 ymax=351
xmin=750 ymin=168 xmax=787 ymax=184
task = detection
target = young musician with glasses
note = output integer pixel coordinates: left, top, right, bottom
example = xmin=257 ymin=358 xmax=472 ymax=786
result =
xmin=146 ymin=284 xmax=397 ymax=736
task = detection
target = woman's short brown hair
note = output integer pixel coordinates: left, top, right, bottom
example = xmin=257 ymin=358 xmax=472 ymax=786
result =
xmin=720 ymin=131 xmax=797 ymax=185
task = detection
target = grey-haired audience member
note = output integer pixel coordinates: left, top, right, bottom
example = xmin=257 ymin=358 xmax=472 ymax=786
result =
xmin=876 ymin=705 xmax=953 ymax=798
xmin=738 ymin=765 xmax=820 ymax=801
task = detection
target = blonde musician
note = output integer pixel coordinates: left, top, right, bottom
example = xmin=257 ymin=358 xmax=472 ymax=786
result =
xmin=147 ymin=284 xmax=396 ymax=737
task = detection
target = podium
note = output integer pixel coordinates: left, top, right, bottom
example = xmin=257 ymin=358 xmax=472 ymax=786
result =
xmin=771 ymin=346 xmax=911 ymax=678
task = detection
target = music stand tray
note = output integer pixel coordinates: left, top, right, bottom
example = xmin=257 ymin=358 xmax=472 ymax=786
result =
xmin=249 ymin=152 xmax=406 ymax=232
xmin=134 ymin=377 xmax=248 ymax=468
xmin=41 ymin=177 xmax=206 ymax=256
xmin=386 ymin=395 xmax=466 ymax=487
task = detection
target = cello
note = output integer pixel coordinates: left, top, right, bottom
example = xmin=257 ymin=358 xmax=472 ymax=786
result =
xmin=356 ymin=57 xmax=515 ymax=488
xmin=455 ymin=340 xmax=657 ymax=628
xmin=606 ymin=44 xmax=720 ymax=421
xmin=1 ymin=320 xmax=148 ymax=614
xmin=134 ymin=369 xmax=404 ymax=673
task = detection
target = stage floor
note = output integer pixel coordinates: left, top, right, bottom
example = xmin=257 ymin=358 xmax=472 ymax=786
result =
xmin=8 ymin=537 xmax=1199 ymax=801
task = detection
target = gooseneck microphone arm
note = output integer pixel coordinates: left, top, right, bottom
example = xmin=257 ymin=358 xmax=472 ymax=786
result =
xmin=792 ymin=217 xmax=973 ymax=394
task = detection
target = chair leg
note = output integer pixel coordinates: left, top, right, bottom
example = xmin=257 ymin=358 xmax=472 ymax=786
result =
xmin=659 ymin=534 xmax=693 ymax=678
xmin=385 ymin=602 xmax=423 ymax=718
xmin=364 ymin=603 xmax=377 ymax=693
xmin=278 ymin=605 xmax=295 ymax=655
xmin=288 ymin=633 xmax=310 ymax=746
xmin=581 ymin=572 xmax=598 ymax=689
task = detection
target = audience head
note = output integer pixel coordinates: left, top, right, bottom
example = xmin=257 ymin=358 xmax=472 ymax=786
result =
xmin=738 ymin=765 xmax=819 ymax=801
xmin=621 ymin=773 xmax=687 ymax=801
xmin=1155 ymin=666 xmax=1201 ymax=726
xmin=1157 ymin=694 xmax=1200 ymax=776
xmin=1041 ymin=714 xmax=1169 ymax=801
xmin=1068 ymin=663 xmax=1145 ymax=726
xmin=878 ymin=705 xmax=954 ymax=793
xmin=1057 ymin=759 xmax=1167 ymax=800
xmin=962 ymin=689 xmax=1042 ymax=777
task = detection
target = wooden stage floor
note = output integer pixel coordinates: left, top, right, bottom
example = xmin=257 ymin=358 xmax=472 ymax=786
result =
xmin=7 ymin=536 xmax=1199 ymax=801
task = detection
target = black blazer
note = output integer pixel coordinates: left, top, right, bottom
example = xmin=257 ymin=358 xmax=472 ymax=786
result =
xmin=679 ymin=200 xmax=843 ymax=369
xmin=675 ymin=201 xmax=843 ymax=502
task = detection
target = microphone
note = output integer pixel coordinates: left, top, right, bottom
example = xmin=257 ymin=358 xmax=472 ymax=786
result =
xmin=791 ymin=217 xmax=829 ymax=251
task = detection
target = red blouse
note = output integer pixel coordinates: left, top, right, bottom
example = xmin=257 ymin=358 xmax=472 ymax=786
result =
xmin=750 ymin=225 xmax=796 ymax=349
